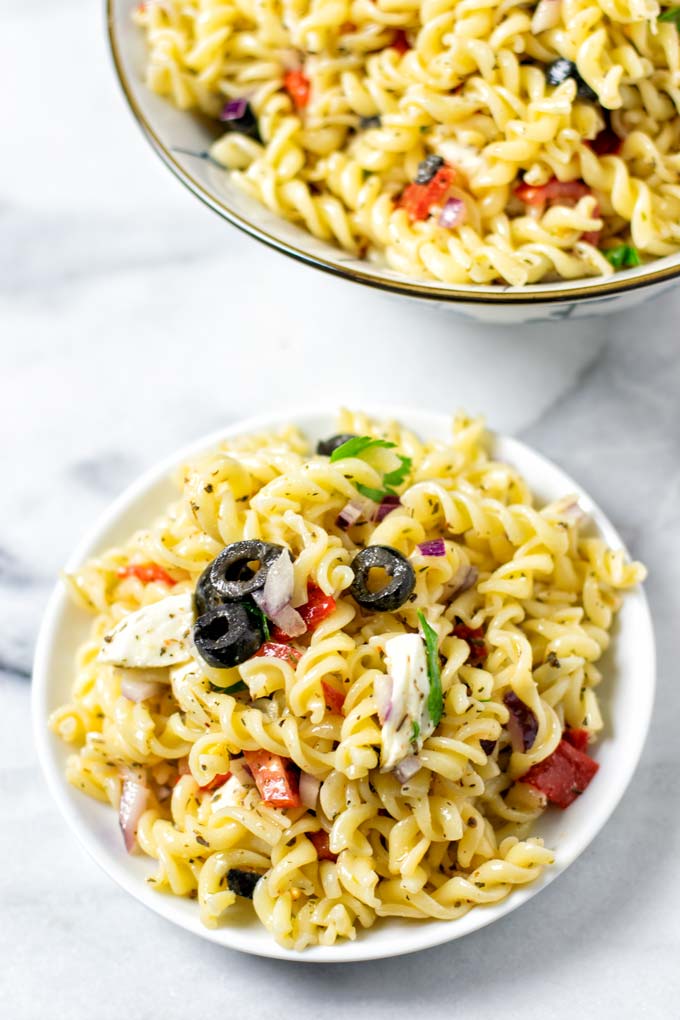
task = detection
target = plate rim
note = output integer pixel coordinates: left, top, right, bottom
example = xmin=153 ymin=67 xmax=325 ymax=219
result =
xmin=32 ymin=404 xmax=656 ymax=962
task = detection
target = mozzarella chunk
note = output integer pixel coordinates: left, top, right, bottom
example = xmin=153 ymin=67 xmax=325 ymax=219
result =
xmin=210 ymin=769 xmax=259 ymax=814
xmin=98 ymin=593 xmax=194 ymax=668
xmin=380 ymin=633 xmax=435 ymax=770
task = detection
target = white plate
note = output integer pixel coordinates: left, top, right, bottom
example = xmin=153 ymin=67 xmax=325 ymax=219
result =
xmin=32 ymin=406 xmax=655 ymax=962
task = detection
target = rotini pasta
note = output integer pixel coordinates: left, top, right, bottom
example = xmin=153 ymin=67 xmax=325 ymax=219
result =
xmin=133 ymin=0 xmax=680 ymax=285
xmin=50 ymin=411 xmax=645 ymax=949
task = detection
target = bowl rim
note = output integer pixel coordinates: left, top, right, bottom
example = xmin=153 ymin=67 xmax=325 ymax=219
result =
xmin=32 ymin=404 xmax=656 ymax=962
xmin=106 ymin=0 xmax=680 ymax=306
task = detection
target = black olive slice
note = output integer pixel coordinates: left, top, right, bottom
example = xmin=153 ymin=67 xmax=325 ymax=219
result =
xmin=415 ymin=154 xmax=444 ymax=184
xmin=545 ymin=59 xmax=597 ymax=102
xmin=349 ymin=545 xmax=416 ymax=612
xmin=316 ymin=433 xmax=357 ymax=456
xmin=226 ymin=868 xmax=262 ymax=899
xmin=193 ymin=603 xmax=264 ymax=668
xmin=201 ymin=540 xmax=284 ymax=604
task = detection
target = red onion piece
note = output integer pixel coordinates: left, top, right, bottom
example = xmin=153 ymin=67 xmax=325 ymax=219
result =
xmin=267 ymin=602 xmax=306 ymax=637
xmin=393 ymin=756 xmax=421 ymax=784
xmin=220 ymin=98 xmax=249 ymax=121
xmin=374 ymin=674 xmax=394 ymax=724
xmin=229 ymin=756 xmax=254 ymax=786
xmin=558 ymin=499 xmax=586 ymax=526
xmin=299 ymin=770 xmax=321 ymax=809
xmin=375 ymin=495 xmax=401 ymax=522
xmin=532 ymin=0 xmax=561 ymax=32
xmin=156 ymin=784 xmax=172 ymax=803
xmin=438 ymin=197 xmax=465 ymax=229
xmin=417 ymin=538 xmax=446 ymax=557
xmin=336 ymin=496 xmax=377 ymax=530
xmin=253 ymin=551 xmax=306 ymax=637
xmin=119 ymin=770 xmax=149 ymax=853
xmin=120 ymin=675 xmax=163 ymax=702
xmin=448 ymin=564 xmax=478 ymax=599
xmin=503 ymin=691 xmax=538 ymax=752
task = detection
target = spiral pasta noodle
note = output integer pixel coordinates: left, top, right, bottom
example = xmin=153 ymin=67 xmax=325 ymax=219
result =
xmin=132 ymin=0 xmax=680 ymax=284
xmin=50 ymin=411 xmax=645 ymax=949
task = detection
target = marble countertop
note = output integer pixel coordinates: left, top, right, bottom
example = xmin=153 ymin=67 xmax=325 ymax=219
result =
xmin=3 ymin=1 xmax=680 ymax=1017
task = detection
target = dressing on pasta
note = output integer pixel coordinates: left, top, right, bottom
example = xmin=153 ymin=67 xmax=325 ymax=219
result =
xmin=134 ymin=0 xmax=680 ymax=285
xmin=50 ymin=412 xmax=645 ymax=949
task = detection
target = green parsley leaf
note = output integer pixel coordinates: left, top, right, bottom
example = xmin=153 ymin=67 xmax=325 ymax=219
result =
xmin=659 ymin=6 xmax=680 ymax=24
xmin=603 ymin=244 xmax=641 ymax=269
xmin=418 ymin=610 xmax=443 ymax=727
xmin=356 ymin=482 xmax=390 ymax=502
xmin=411 ymin=720 xmax=421 ymax=745
xmin=382 ymin=455 xmax=413 ymax=490
xmin=329 ymin=436 xmax=395 ymax=462
xmin=246 ymin=602 xmax=270 ymax=641
xmin=208 ymin=679 xmax=248 ymax=694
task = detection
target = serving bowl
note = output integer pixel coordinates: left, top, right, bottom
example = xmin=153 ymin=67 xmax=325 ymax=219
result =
xmin=107 ymin=0 xmax=680 ymax=323
xmin=33 ymin=406 xmax=655 ymax=962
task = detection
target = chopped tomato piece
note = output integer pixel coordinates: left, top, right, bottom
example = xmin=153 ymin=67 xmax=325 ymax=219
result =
xmin=243 ymin=750 xmax=301 ymax=808
xmin=321 ymin=679 xmax=346 ymax=714
xmin=398 ymin=166 xmax=455 ymax=222
xmin=200 ymin=772 xmax=231 ymax=792
xmin=309 ymin=830 xmax=338 ymax=861
xmin=453 ymin=621 xmax=487 ymax=667
xmin=117 ymin=562 xmax=177 ymax=586
xmin=255 ymin=641 xmax=302 ymax=665
xmin=270 ymin=583 xmax=336 ymax=640
xmin=586 ymin=127 xmax=622 ymax=157
xmin=391 ymin=29 xmax=410 ymax=54
xmin=562 ymin=727 xmax=590 ymax=753
xmin=299 ymin=585 xmax=336 ymax=630
xmin=520 ymin=739 xmax=599 ymax=809
xmin=515 ymin=177 xmax=591 ymax=207
xmin=284 ymin=69 xmax=310 ymax=108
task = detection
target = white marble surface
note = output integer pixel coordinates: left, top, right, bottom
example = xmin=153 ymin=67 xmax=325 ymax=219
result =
xmin=2 ymin=1 xmax=680 ymax=1016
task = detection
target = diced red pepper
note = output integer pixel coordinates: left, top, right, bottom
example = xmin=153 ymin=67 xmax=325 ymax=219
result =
xmin=284 ymin=69 xmax=310 ymax=109
xmin=453 ymin=621 xmax=487 ymax=667
xmin=309 ymin=829 xmax=338 ymax=861
xmin=299 ymin=584 xmax=336 ymax=630
xmin=586 ymin=127 xmax=622 ymax=157
xmin=243 ymin=750 xmax=301 ymax=808
xmin=117 ymin=562 xmax=177 ymax=586
xmin=321 ymin=679 xmax=346 ymax=715
xmin=520 ymin=739 xmax=599 ymax=809
xmin=200 ymin=772 xmax=231 ymax=792
xmin=398 ymin=166 xmax=455 ymax=222
xmin=562 ymin=727 xmax=590 ymax=753
xmin=515 ymin=177 xmax=591 ymax=207
xmin=255 ymin=641 xmax=302 ymax=665
xmin=271 ymin=583 xmax=336 ymax=640
xmin=391 ymin=29 xmax=411 ymax=54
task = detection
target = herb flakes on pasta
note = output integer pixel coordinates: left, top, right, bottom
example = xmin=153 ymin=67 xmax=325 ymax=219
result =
xmin=50 ymin=411 xmax=646 ymax=950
